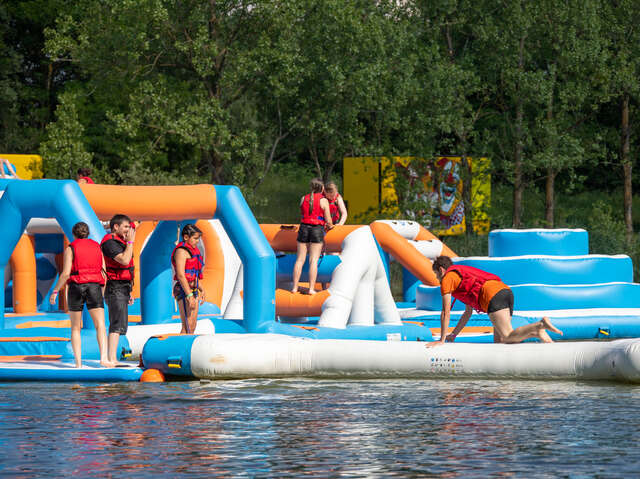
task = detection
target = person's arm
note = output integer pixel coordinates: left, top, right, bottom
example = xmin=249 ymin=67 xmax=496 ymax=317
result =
xmin=427 ymin=293 xmax=452 ymax=348
xmin=174 ymin=249 xmax=197 ymax=309
xmin=320 ymin=198 xmax=334 ymax=229
xmin=112 ymin=228 xmax=136 ymax=265
xmin=337 ymin=196 xmax=348 ymax=225
xmin=446 ymin=304 xmax=473 ymax=342
xmin=49 ymin=247 xmax=73 ymax=305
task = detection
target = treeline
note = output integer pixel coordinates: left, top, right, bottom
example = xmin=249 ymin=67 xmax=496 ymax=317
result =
xmin=2 ymin=0 xmax=640 ymax=235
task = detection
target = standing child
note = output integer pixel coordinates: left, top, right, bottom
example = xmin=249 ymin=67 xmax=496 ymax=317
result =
xmin=291 ymin=178 xmax=334 ymax=295
xmin=324 ymin=181 xmax=348 ymax=226
xmin=49 ymin=222 xmax=111 ymax=368
xmin=171 ymin=224 xmax=205 ymax=334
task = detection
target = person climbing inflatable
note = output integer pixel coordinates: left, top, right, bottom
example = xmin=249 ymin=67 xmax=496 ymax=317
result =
xmin=427 ymin=256 xmax=563 ymax=347
xmin=172 ymin=223 xmax=205 ymax=334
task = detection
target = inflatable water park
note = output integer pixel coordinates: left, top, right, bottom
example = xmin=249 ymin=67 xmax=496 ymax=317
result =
xmin=1 ymin=177 xmax=640 ymax=383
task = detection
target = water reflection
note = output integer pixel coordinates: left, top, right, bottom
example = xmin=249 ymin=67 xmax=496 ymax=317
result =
xmin=0 ymin=380 xmax=639 ymax=477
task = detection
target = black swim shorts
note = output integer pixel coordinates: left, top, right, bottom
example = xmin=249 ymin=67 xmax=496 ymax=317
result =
xmin=487 ymin=288 xmax=514 ymax=316
xmin=297 ymin=223 xmax=325 ymax=244
xmin=67 ymin=282 xmax=104 ymax=312
xmin=104 ymin=280 xmax=131 ymax=335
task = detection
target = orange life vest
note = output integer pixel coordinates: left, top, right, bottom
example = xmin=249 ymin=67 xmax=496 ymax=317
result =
xmin=68 ymin=238 xmax=105 ymax=285
xmin=100 ymin=233 xmax=134 ymax=281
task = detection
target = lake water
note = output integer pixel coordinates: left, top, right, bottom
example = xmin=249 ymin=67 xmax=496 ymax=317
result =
xmin=0 ymin=379 xmax=639 ymax=477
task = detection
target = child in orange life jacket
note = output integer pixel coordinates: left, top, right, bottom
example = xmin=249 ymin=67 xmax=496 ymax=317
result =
xmin=291 ymin=178 xmax=334 ymax=295
xmin=172 ymin=224 xmax=205 ymax=334
xmin=427 ymin=256 xmax=562 ymax=347
xmin=101 ymin=214 xmax=136 ymax=364
xmin=323 ymin=181 xmax=348 ymax=226
xmin=49 ymin=222 xmax=111 ymax=368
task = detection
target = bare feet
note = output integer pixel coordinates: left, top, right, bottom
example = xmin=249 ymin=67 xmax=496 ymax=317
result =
xmin=541 ymin=317 xmax=563 ymax=336
xmin=307 ymin=289 xmax=317 ymax=295
xmin=537 ymin=329 xmax=553 ymax=343
xmin=291 ymin=288 xmax=298 ymax=294
xmin=100 ymin=360 xmax=115 ymax=368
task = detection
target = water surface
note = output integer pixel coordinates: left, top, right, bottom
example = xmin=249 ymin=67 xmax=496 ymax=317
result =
xmin=1 ymin=379 xmax=639 ymax=477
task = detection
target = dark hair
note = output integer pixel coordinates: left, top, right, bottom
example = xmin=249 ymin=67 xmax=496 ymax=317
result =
xmin=181 ymin=223 xmax=202 ymax=239
xmin=432 ymin=255 xmax=453 ymax=272
xmin=77 ymin=167 xmax=92 ymax=177
xmin=109 ymin=214 xmax=131 ymax=230
xmin=72 ymin=222 xmax=90 ymax=239
xmin=324 ymin=181 xmax=338 ymax=193
xmin=308 ymin=178 xmax=324 ymax=215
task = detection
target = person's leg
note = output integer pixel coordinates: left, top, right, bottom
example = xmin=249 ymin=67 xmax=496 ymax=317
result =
xmin=490 ymin=309 xmax=562 ymax=344
xmin=307 ymin=242 xmax=324 ymax=294
xmin=88 ymin=308 xmax=112 ymax=367
xmin=106 ymin=282 xmax=128 ymax=363
xmin=69 ymin=311 xmax=83 ymax=368
xmin=291 ymin=242 xmax=309 ymax=293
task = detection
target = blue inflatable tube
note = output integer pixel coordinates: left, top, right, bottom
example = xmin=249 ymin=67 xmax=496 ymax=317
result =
xmin=214 ymin=186 xmax=275 ymax=332
xmin=0 ymin=180 xmax=105 ymax=329
xmin=455 ymin=255 xmax=633 ymax=285
xmin=276 ymin=254 xmax=340 ymax=283
xmin=416 ymin=282 xmax=640 ymax=311
xmin=0 ymin=362 xmax=142 ymax=382
xmin=489 ymin=229 xmax=588 ymax=257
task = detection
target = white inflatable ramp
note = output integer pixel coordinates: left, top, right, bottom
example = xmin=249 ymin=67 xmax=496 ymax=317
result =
xmin=142 ymin=334 xmax=640 ymax=383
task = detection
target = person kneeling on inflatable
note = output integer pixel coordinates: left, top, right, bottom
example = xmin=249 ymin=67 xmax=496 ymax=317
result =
xmin=172 ymin=224 xmax=205 ymax=334
xmin=49 ymin=222 xmax=112 ymax=367
xmin=427 ymin=256 xmax=563 ymax=347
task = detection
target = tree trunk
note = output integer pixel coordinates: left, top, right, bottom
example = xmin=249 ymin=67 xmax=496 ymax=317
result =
xmin=207 ymin=149 xmax=225 ymax=184
xmin=621 ymin=93 xmax=633 ymax=242
xmin=512 ymin=99 xmax=524 ymax=228
xmin=545 ymin=168 xmax=556 ymax=227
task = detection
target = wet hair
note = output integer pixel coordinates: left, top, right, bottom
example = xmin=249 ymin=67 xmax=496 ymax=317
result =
xmin=77 ymin=167 xmax=92 ymax=177
xmin=109 ymin=214 xmax=131 ymax=230
xmin=432 ymin=255 xmax=453 ymax=272
xmin=324 ymin=181 xmax=338 ymax=193
xmin=72 ymin=222 xmax=90 ymax=239
xmin=308 ymin=178 xmax=324 ymax=215
xmin=181 ymin=223 xmax=202 ymax=239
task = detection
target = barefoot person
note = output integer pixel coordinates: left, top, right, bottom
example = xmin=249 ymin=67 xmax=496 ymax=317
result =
xmin=100 ymin=214 xmax=135 ymax=364
xmin=427 ymin=256 xmax=562 ymax=347
xmin=324 ymin=181 xmax=348 ymax=226
xmin=171 ymin=224 xmax=205 ymax=334
xmin=291 ymin=178 xmax=334 ymax=295
xmin=49 ymin=222 xmax=111 ymax=368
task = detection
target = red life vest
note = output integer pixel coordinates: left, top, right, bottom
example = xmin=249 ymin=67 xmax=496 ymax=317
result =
xmin=326 ymin=193 xmax=341 ymax=224
xmin=300 ymin=193 xmax=325 ymax=225
xmin=171 ymin=242 xmax=204 ymax=282
xmin=79 ymin=176 xmax=95 ymax=184
xmin=100 ymin=233 xmax=134 ymax=281
xmin=68 ymin=238 xmax=105 ymax=285
xmin=447 ymin=265 xmax=501 ymax=312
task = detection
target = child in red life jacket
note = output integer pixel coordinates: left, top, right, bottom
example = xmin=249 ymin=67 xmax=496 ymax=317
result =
xmin=49 ymin=222 xmax=111 ymax=368
xmin=427 ymin=256 xmax=562 ymax=347
xmin=324 ymin=181 xmax=348 ymax=226
xmin=172 ymin=223 xmax=205 ymax=334
xmin=291 ymin=178 xmax=334 ymax=295
xmin=76 ymin=167 xmax=95 ymax=184
xmin=101 ymin=214 xmax=136 ymax=364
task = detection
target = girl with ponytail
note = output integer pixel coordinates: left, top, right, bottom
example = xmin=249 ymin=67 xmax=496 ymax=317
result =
xmin=291 ymin=178 xmax=334 ymax=294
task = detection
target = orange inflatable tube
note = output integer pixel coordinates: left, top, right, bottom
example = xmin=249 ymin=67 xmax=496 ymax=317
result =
xmin=9 ymin=235 xmax=37 ymax=314
xmin=195 ymin=220 xmax=224 ymax=308
xmin=80 ymin=184 xmax=217 ymax=220
xmin=260 ymin=224 xmax=361 ymax=253
xmin=370 ymin=222 xmax=440 ymax=286
xmin=275 ymin=289 xmax=330 ymax=317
